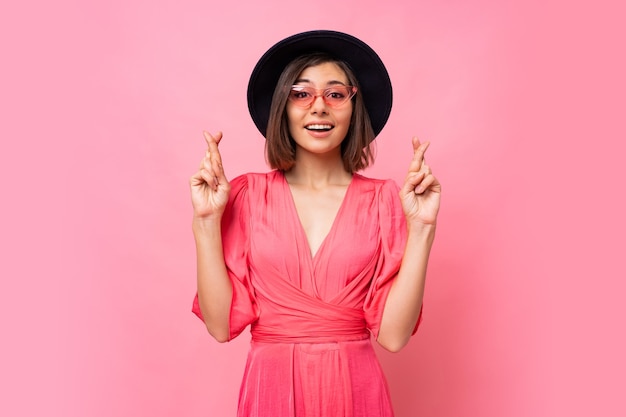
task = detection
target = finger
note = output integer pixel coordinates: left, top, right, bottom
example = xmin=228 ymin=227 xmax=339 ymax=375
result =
xmin=415 ymin=174 xmax=439 ymax=194
xmin=205 ymin=133 xmax=224 ymax=166
xmin=208 ymin=149 xmax=225 ymax=183
xmin=200 ymin=152 xmax=211 ymax=169
xmin=408 ymin=138 xmax=430 ymax=173
xmin=203 ymin=130 xmax=223 ymax=147
xmin=400 ymin=171 xmax=426 ymax=196
xmin=202 ymin=131 xmax=230 ymax=189
xmin=200 ymin=155 xmax=214 ymax=173
xmin=190 ymin=171 xmax=205 ymax=187
xmin=413 ymin=140 xmax=430 ymax=162
xmin=205 ymin=133 xmax=228 ymax=183
xmin=204 ymin=130 xmax=222 ymax=176
xmin=211 ymin=160 xmax=225 ymax=187
xmin=412 ymin=136 xmax=421 ymax=152
xmin=199 ymin=168 xmax=218 ymax=191
xmin=199 ymin=154 xmax=219 ymax=185
xmin=199 ymin=132 xmax=214 ymax=167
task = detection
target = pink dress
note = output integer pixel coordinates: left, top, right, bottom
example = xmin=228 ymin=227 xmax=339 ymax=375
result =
xmin=193 ymin=171 xmax=421 ymax=417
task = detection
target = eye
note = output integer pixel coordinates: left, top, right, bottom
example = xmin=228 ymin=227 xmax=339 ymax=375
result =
xmin=326 ymin=88 xmax=347 ymax=99
xmin=290 ymin=87 xmax=312 ymax=100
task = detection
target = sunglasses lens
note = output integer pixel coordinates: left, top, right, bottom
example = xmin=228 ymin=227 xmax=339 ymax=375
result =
xmin=289 ymin=87 xmax=314 ymax=106
xmin=324 ymin=87 xmax=352 ymax=106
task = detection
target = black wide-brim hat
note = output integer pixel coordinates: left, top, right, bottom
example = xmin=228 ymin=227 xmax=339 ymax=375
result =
xmin=247 ymin=30 xmax=393 ymax=138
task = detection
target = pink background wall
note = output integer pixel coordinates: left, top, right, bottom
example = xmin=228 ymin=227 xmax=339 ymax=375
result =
xmin=2 ymin=0 xmax=625 ymax=416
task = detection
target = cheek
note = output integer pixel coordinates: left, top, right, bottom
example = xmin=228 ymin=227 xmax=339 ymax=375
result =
xmin=286 ymin=104 xmax=303 ymax=124
xmin=285 ymin=107 xmax=298 ymax=134
xmin=337 ymin=107 xmax=353 ymax=127
xmin=286 ymin=113 xmax=298 ymax=135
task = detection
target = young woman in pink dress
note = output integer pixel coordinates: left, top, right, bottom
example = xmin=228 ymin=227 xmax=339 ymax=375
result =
xmin=190 ymin=30 xmax=441 ymax=417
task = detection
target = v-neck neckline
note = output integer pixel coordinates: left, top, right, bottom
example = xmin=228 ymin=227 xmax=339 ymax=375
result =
xmin=281 ymin=171 xmax=356 ymax=261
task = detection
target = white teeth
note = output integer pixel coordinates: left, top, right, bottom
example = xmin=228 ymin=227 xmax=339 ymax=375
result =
xmin=306 ymin=124 xmax=333 ymax=131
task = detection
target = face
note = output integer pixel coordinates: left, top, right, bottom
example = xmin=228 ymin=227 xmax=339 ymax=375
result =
xmin=286 ymin=62 xmax=353 ymax=159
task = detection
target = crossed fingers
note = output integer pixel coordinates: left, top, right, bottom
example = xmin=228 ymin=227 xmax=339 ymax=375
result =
xmin=199 ymin=131 xmax=224 ymax=190
xmin=406 ymin=137 xmax=434 ymax=194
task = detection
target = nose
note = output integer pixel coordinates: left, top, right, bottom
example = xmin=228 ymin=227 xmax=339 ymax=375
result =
xmin=309 ymin=94 xmax=328 ymax=114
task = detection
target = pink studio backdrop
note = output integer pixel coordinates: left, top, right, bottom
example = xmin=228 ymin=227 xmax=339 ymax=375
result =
xmin=1 ymin=1 xmax=625 ymax=416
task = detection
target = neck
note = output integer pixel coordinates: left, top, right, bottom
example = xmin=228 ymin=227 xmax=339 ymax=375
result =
xmin=285 ymin=148 xmax=351 ymax=187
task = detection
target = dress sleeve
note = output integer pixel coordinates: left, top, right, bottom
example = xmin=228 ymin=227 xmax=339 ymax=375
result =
xmin=363 ymin=179 xmax=423 ymax=339
xmin=192 ymin=174 xmax=259 ymax=340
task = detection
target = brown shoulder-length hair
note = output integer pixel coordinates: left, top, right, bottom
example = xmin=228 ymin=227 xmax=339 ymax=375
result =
xmin=265 ymin=53 xmax=376 ymax=173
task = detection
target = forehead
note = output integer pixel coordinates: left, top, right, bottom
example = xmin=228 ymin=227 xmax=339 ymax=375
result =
xmin=296 ymin=62 xmax=349 ymax=85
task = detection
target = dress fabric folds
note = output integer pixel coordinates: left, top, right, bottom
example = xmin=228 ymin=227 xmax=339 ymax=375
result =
xmin=193 ymin=171 xmax=421 ymax=417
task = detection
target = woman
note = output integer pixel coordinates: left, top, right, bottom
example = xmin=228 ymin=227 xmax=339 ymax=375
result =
xmin=190 ymin=30 xmax=440 ymax=417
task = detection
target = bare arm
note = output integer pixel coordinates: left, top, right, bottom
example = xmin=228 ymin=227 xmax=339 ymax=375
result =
xmin=377 ymin=138 xmax=441 ymax=352
xmin=193 ymin=218 xmax=232 ymax=342
xmin=377 ymin=223 xmax=435 ymax=352
xmin=190 ymin=131 xmax=232 ymax=342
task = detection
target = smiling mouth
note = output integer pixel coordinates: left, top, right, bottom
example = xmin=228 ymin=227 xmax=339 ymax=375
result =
xmin=305 ymin=124 xmax=334 ymax=131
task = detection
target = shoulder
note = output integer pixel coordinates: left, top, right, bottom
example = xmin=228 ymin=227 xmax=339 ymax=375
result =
xmin=229 ymin=171 xmax=284 ymax=201
xmin=353 ymin=173 xmax=400 ymax=195
xmin=231 ymin=171 xmax=282 ymax=186
xmin=232 ymin=171 xmax=282 ymax=188
xmin=352 ymin=174 xmax=403 ymax=221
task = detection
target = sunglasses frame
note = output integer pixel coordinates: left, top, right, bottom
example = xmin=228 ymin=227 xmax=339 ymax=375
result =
xmin=287 ymin=85 xmax=358 ymax=108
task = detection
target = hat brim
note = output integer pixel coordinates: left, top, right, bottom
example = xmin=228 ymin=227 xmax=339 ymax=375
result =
xmin=247 ymin=30 xmax=392 ymax=139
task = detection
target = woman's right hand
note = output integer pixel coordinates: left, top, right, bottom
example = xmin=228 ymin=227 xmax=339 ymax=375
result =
xmin=189 ymin=131 xmax=231 ymax=219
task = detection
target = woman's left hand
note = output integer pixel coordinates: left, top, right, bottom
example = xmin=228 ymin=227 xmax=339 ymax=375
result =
xmin=399 ymin=137 xmax=441 ymax=226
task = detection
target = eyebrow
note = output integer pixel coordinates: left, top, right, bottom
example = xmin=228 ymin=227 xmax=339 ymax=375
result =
xmin=294 ymin=78 xmax=347 ymax=86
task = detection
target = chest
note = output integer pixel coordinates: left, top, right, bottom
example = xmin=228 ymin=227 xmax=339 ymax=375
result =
xmin=246 ymin=177 xmax=381 ymax=294
xmin=288 ymin=184 xmax=348 ymax=259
